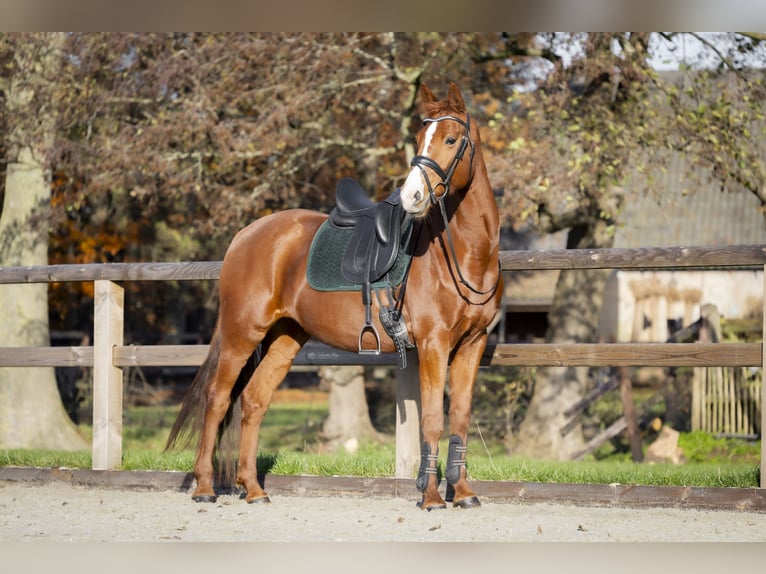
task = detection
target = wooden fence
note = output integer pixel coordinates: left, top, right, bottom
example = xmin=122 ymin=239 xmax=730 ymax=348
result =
xmin=1 ymin=244 xmax=765 ymax=488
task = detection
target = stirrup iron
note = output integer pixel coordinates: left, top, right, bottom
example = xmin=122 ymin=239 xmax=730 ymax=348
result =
xmin=358 ymin=278 xmax=381 ymax=355
xmin=358 ymin=322 xmax=381 ymax=355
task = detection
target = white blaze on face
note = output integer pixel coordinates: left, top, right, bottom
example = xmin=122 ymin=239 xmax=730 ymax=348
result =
xmin=401 ymin=121 xmax=438 ymax=214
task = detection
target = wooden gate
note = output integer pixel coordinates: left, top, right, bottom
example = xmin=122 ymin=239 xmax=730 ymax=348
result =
xmin=693 ymin=366 xmax=762 ymax=437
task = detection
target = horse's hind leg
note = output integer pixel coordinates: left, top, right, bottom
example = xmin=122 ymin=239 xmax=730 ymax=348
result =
xmin=236 ymin=320 xmax=309 ymax=503
xmin=444 ymin=333 xmax=487 ymax=508
xmin=192 ymin=340 xmax=256 ymax=502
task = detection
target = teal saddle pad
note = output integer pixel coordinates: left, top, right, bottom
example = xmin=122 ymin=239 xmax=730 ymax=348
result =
xmin=307 ymin=219 xmax=412 ymax=292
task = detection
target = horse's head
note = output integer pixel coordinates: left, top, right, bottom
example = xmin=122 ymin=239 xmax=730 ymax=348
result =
xmin=400 ymin=82 xmax=476 ymax=216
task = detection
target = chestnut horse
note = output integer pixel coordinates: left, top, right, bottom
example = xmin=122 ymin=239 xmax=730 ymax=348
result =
xmin=166 ymin=82 xmax=503 ymax=510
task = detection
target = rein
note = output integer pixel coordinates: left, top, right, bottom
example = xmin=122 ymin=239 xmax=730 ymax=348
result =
xmin=410 ymin=113 xmax=500 ymax=298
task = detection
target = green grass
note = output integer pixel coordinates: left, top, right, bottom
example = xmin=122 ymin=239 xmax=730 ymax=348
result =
xmin=0 ymin=401 xmax=761 ymax=489
xmin=464 ymin=456 xmax=759 ymax=488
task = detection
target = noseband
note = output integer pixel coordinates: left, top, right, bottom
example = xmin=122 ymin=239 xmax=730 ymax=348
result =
xmin=409 ymin=113 xmax=499 ymax=298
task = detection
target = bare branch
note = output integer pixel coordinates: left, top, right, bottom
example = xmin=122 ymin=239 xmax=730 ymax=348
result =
xmin=687 ymin=32 xmax=744 ymax=75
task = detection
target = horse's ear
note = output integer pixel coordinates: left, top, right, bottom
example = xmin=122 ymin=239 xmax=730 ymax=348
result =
xmin=447 ymin=82 xmax=466 ymax=113
xmin=420 ymin=83 xmax=437 ymax=105
xmin=420 ymin=83 xmax=441 ymax=116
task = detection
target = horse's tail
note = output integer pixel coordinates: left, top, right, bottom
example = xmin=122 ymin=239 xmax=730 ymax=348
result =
xmin=165 ymin=324 xmax=256 ymax=487
xmin=165 ymin=324 xmax=224 ymax=453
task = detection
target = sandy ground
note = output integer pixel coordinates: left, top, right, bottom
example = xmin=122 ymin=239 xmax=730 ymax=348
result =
xmin=2 ymin=480 xmax=766 ymax=543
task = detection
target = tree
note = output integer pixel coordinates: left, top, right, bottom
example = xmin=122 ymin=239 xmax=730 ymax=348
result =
xmin=486 ymin=33 xmax=665 ymax=458
xmin=0 ymin=33 xmax=87 ymax=450
xmin=489 ymin=32 xmax=766 ymax=459
xmin=660 ymin=33 xmax=766 ymax=220
xmin=318 ymin=365 xmax=383 ymax=452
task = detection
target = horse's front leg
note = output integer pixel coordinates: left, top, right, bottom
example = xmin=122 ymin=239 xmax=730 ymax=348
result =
xmin=444 ymin=332 xmax=488 ymax=508
xmin=415 ymin=342 xmax=449 ymax=510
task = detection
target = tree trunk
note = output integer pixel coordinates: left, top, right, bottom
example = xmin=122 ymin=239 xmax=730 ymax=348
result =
xmin=0 ymin=33 xmax=87 ymax=451
xmin=319 ymin=365 xmax=383 ymax=453
xmin=508 ymin=222 xmax=613 ymax=460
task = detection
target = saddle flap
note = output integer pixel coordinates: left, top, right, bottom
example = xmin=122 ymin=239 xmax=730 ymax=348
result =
xmin=340 ymin=217 xmax=403 ymax=285
xmin=375 ymin=189 xmax=402 ymax=245
xmin=323 ymin=178 xmax=409 ymax=285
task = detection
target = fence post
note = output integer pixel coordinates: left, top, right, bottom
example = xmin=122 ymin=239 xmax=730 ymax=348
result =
xmin=92 ymin=280 xmax=124 ymax=471
xmin=395 ymin=350 xmax=421 ymax=478
xmin=762 ymin=266 xmax=766 ymax=488
xmin=619 ymin=366 xmax=643 ymax=462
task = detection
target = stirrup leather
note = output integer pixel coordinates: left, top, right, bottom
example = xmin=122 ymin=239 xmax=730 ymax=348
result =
xmin=376 ymin=286 xmax=414 ymax=369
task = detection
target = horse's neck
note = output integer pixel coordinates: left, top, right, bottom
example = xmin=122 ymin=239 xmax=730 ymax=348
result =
xmin=420 ymin=158 xmax=500 ymax=300
xmin=449 ymin=162 xmax=500 ymax=260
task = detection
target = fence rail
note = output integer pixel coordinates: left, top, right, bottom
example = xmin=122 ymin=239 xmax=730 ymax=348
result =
xmin=1 ymin=244 xmax=765 ymax=488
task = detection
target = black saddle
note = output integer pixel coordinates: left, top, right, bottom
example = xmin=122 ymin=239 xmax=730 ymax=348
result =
xmin=327 ymin=178 xmax=414 ymax=366
xmin=329 ymin=178 xmax=407 ymax=284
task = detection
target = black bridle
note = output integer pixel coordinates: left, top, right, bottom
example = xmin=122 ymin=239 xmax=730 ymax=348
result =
xmin=409 ymin=113 xmax=500 ymax=298
xmin=410 ymin=113 xmax=475 ymax=204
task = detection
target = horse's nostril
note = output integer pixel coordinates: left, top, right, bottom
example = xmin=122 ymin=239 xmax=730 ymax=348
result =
xmin=414 ymin=191 xmax=422 ymax=202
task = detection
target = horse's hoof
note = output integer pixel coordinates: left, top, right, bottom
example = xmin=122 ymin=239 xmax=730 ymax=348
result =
xmin=453 ymin=496 xmax=481 ymax=509
xmin=246 ymin=495 xmax=271 ymax=504
xmin=192 ymin=494 xmax=218 ymax=503
xmin=426 ymin=503 xmax=447 ymax=511
xmin=416 ymin=499 xmax=447 ymax=511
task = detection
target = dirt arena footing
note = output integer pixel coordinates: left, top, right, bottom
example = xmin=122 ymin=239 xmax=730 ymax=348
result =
xmin=2 ymin=466 xmax=765 ymax=512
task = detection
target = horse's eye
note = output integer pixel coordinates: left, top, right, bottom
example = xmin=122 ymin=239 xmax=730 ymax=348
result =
xmin=446 ymin=137 xmax=457 ymax=145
